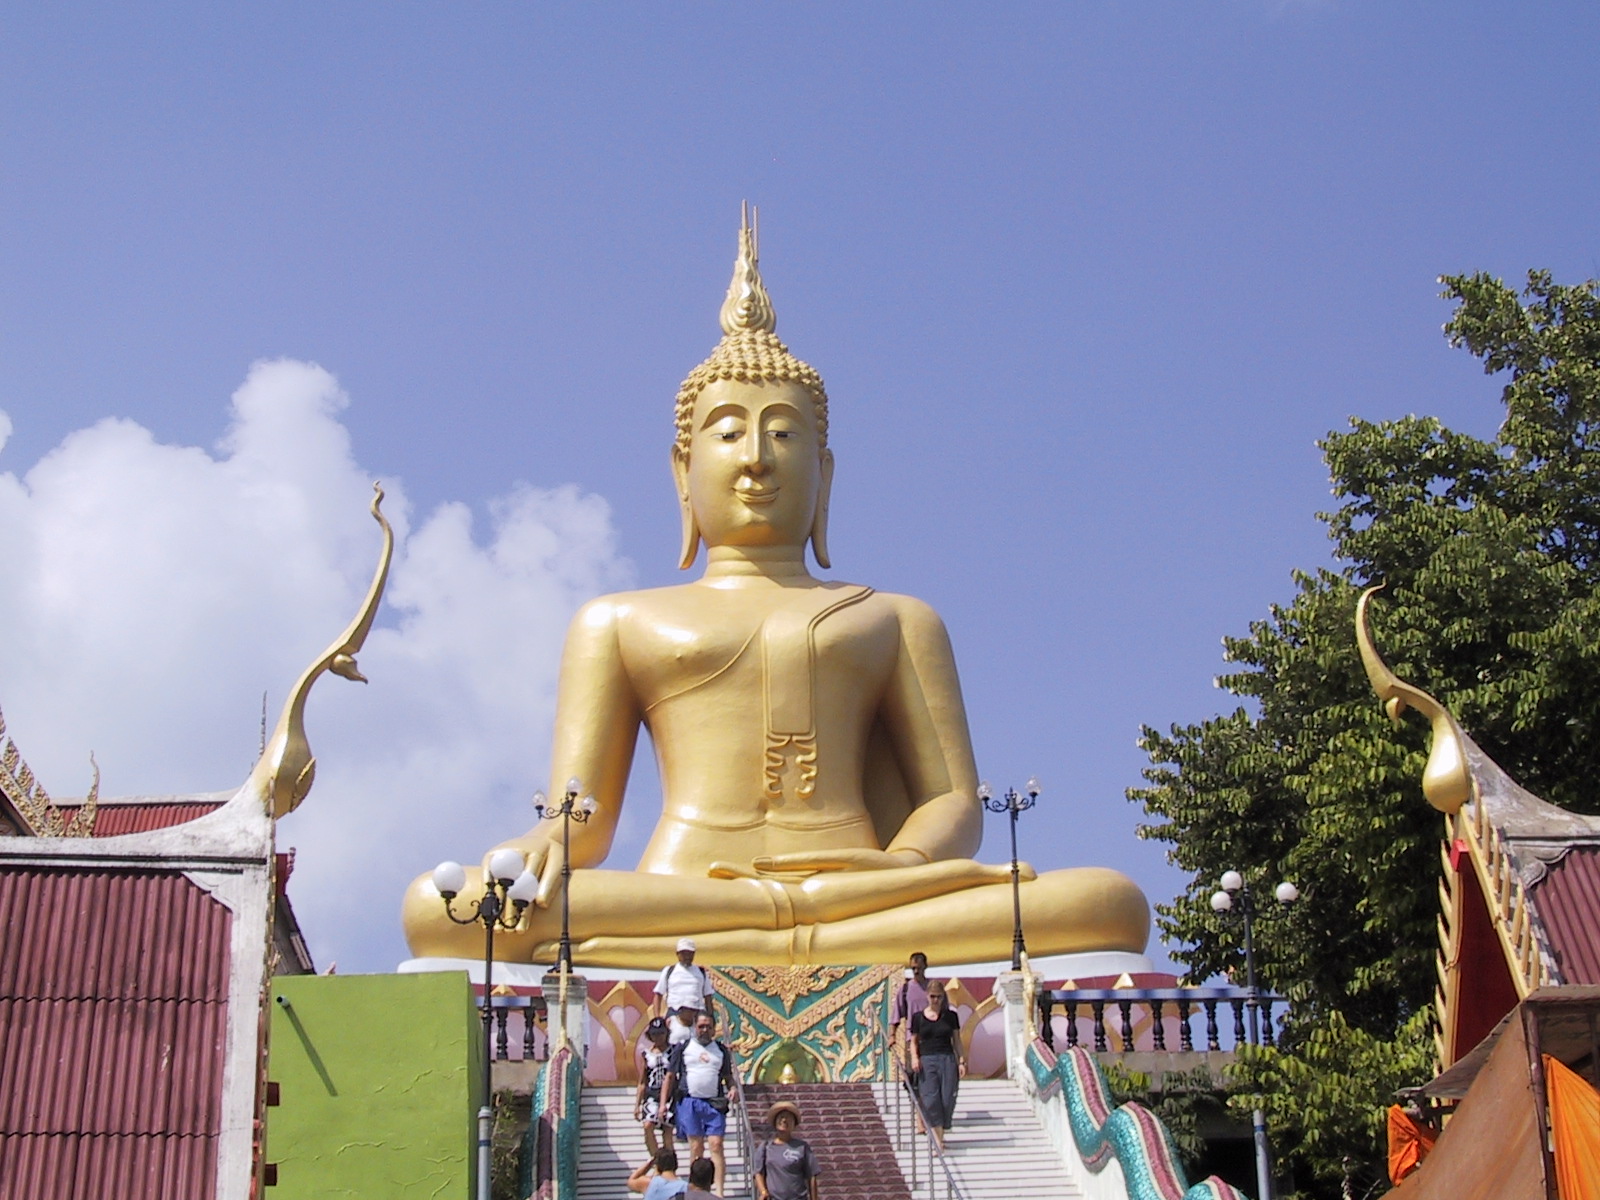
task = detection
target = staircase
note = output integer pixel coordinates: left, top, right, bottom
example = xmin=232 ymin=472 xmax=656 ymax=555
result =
xmin=577 ymin=1077 xmax=1084 ymax=1200
xmin=875 ymin=1078 xmax=1084 ymax=1200
xmin=575 ymin=1087 xmax=750 ymax=1200
xmin=574 ymin=1088 xmax=641 ymax=1200
xmin=743 ymin=1082 xmax=911 ymax=1200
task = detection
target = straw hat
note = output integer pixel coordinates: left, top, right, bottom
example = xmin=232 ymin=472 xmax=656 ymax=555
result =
xmin=767 ymin=1101 xmax=802 ymax=1126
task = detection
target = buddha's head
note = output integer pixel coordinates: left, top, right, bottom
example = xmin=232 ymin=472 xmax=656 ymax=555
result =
xmin=673 ymin=206 xmax=833 ymax=570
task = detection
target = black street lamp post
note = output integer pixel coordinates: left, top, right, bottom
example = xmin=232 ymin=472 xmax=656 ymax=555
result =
xmin=431 ymin=849 xmax=538 ymax=1200
xmin=533 ymin=779 xmax=597 ymax=973
xmin=1211 ymin=870 xmax=1299 ymax=1200
xmin=980 ymin=777 xmax=1040 ymax=971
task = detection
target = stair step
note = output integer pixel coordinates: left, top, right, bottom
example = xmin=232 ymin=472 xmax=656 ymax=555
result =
xmin=576 ymin=1088 xmax=750 ymax=1200
xmin=743 ymin=1083 xmax=911 ymax=1200
xmin=577 ymin=1077 xmax=1092 ymax=1200
xmin=873 ymin=1078 xmax=1085 ymax=1200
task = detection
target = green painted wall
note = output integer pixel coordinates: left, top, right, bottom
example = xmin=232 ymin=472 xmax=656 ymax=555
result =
xmin=267 ymin=972 xmax=482 ymax=1199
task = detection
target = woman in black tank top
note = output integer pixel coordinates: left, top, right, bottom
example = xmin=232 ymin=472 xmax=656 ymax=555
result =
xmin=907 ymin=981 xmax=965 ymax=1149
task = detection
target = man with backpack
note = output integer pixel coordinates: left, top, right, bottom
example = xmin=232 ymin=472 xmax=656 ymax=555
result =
xmin=660 ymin=1012 xmax=740 ymax=1196
xmin=656 ymin=937 xmax=717 ymax=1046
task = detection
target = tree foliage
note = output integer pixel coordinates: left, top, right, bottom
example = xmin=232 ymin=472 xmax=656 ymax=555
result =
xmin=1130 ymin=271 xmax=1600 ymax=1198
xmin=1227 ymin=1012 xmax=1435 ymax=1200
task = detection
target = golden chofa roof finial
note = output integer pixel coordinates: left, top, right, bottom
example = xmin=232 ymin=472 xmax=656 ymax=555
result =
xmin=245 ymin=483 xmax=393 ymax=819
xmin=720 ymin=201 xmax=776 ymax=335
xmin=1355 ymin=584 xmax=1473 ymax=814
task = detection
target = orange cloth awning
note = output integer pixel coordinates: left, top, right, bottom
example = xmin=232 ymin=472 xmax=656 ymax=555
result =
xmin=1543 ymin=1055 xmax=1600 ymax=1200
xmin=1387 ymin=1104 xmax=1439 ymax=1185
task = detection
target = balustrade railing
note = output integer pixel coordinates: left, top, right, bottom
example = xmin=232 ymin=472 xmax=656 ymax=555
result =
xmin=485 ymin=993 xmax=549 ymax=1062
xmin=1037 ymin=986 xmax=1283 ymax=1054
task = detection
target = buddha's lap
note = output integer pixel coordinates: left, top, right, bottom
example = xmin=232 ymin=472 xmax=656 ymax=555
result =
xmin=401 ymin=862 xmax=1149 ymax=959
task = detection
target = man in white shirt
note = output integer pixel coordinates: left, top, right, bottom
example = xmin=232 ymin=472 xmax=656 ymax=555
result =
xmin=656 ymin=937 xmax=716 ymax=1046
xmin=661 ymin=1013 xmax=739 ymax=1196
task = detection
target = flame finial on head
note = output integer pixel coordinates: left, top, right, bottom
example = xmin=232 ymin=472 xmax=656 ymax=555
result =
xmin=719 ymin=202 xmax=776 ymax=335
xmin=675 ymin=203 xmax=829 ymax=455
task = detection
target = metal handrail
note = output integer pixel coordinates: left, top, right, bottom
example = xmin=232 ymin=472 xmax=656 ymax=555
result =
xmin=879 ymin=1001 xmax=967 ymax=1200
xmin=726 ymin=1046 xmax=757 ymax=1199
xmin=897 ymin=1058 xmax=968 ymax=1200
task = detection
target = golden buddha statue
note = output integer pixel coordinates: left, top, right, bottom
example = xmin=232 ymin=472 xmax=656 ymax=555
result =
xmin=402 ymin=209 xmax=1149 ymax=967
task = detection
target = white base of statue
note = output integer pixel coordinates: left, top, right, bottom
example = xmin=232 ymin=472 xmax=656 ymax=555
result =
xmin=395 ymin=949 xmax=1152 ymax=985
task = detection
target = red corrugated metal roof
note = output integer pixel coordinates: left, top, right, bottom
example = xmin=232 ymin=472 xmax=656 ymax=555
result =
xmin=52 ymin=801 xmax=224 ymax=836
xmin=0 ymin=866 xmax=231 ymax=1199
xmin=0 ymin=1134 xmax=217 ymax=1200
xmin=1530 ymin=844 xmax=1600 ymax=986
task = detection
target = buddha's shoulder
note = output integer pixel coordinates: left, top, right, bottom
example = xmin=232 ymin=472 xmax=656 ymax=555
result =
xmin=566 ymin=587 xmax=673 ymax=630
xmin=566 ymin=583 xmax=727 ymax=630
xmin=566 ymin=581 xmax=949 ymax=628
xmin=860 ymin=588 xmax=950 ymax=628
xmin=821 ymin=585 xmax=953 ymax=638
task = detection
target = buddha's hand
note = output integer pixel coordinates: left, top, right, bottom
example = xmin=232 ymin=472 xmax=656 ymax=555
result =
xmin=709 ymin=849 xmax=1038 ymax=883
xmin=707 ymin=847 xmax=913 ymax=881
xmin=481 ymin=834 xmax=566 ymax=908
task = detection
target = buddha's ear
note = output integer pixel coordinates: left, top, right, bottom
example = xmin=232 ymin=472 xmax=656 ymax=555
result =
xmin=672 ymin=446 xmax=701 ymax=570
xmin=810 ymin=449 xmax=835 ymax=570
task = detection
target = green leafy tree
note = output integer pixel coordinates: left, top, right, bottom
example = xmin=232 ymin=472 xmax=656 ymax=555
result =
xmin=1131 ymin=271 xmax=1600 ymax=1198
xmin=1226 ymin=1012 xmax=1435 ymax=1200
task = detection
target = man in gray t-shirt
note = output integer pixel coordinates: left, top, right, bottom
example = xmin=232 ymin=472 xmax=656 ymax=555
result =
xmin=754 ymin=1101 xmax=820 ymax=1200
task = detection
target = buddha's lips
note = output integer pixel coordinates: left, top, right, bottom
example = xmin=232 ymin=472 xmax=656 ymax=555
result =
xmin=737 ymin=487 xmax=779 ymax=504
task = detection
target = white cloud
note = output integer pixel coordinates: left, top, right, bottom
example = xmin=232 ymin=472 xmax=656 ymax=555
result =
xmin=0 ymin=359 xmax=633 ymax=970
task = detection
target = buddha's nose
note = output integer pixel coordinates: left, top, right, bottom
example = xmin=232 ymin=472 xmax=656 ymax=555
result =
xmin=740 ymin=427 xmax=771 ymax=473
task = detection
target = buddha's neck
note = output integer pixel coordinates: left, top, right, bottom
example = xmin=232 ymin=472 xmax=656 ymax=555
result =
xmin=702 ymin=545 xmax=816 ymax=582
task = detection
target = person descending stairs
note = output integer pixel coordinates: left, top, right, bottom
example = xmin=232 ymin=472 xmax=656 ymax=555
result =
xmin=575 ymin=1088 xmax=750 ymax=1200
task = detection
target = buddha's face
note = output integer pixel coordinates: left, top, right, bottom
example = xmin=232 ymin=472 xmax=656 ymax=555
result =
xmin=676 ymin=377 xmax=831 ymax=553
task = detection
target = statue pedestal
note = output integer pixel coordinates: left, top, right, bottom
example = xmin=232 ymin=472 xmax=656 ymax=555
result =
xmin=399 ymin=951 xmax=1155 ymax=1087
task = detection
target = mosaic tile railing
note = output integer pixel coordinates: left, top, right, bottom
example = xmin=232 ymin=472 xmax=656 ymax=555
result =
xmin=521 ymin=1043 xmax=582 ymax=1200
xmin=1027 ymin=1038 xmax=1249 ymax=1200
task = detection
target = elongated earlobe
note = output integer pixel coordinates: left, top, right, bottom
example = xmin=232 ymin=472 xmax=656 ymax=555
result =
xmin=672 ymin=449 xmax=701 ymax=570
xmin=810 ymin=450 xmax=834 ymax=570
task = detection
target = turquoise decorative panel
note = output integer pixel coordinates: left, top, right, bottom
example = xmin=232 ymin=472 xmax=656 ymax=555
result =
xmin=712 ymin=964 xmax=896 ymax=1082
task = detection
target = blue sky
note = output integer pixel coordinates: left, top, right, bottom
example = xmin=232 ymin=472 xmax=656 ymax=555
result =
xmin=2 ymin=4 xmax=1597 ymax=972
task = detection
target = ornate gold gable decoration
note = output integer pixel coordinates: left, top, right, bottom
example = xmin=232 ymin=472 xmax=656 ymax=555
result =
xmin=1356 ymin=584 xmax=1555 ymax=1068
xmin=0 ymin=707 xmax=99 ymax=837
xmin=245 ymin=483 xmax=393 ymax=818
xmin=1355 ymin=585 xmax=1472 ymax=814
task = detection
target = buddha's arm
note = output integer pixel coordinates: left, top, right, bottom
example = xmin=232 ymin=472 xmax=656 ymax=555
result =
xmin=877 ymin=595 xmax=983 ymax=862
xmin=492 ymin=597 xmax=642 ymax=901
